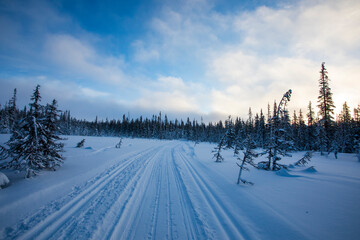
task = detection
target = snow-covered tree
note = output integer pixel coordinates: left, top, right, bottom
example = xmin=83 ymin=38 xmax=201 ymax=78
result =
xmin=337 ymin=102 xmax=353 ymax=153
xmin=213 ymin=136 xmax=225 ymax=162
xmin=306 ymin=101 xmax=318 ymax=151
xmin=236 ymin=135 xmax=258 ymax=185
xmin=317 ymin=62 xmax=335 ymax=152
xmin=42 ymin=99 xmax=64 ymax=169
xmin=223 ymin=116 xmax=236 ymax=149
xmin=116 ymin=138 xmax=122 ymax=148
xmin=76 ymin=139 xmax=85 ymax=148
xmin=294 ymin=152 xmax=312 ymax=166
xmin=5 ymin=85 xmax=48 ymax=177
xmin=8 ymin=88 xmax=18 ymax=132
xmin=259 ymin=89 xmax=294 ymax=171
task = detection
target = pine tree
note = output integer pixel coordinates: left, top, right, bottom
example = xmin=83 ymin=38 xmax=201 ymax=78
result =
xmin=223 ymin=116 xmax=236 ymax=149
xmin=116 ymin=138 xmax=122 ymax=148
xmin=354 ymin=105 xmax=360 ymax=122
xmin=317 ymin=62 xmax=335 ymax=152
xmin=260 ymin=89 xmax=293 ymax=171
xmin=306 ymin=101 xmax=317 ymax=151
xmin=213 ymin=136 xmax=225 ymax=162
xmin=236 ymin=135 xmax=258 ymax=185
xmin=76 ymin=139 xmax=85 ymax=148
xmin=292 ymin=110 xmax=299 ymax=148
xmin=8 ymin=88 xmax=18 ymax=132
xmin=42 ymin=99 xmax=65 ymax=169
xmin=5 ymin=85 xmax=48 ymax=178
xmin=258 ymin=109 xmax=266 ymax=148
xmin=297 ymin=110 xmax=307 ymax=150
xmin=337 ymin=102 xmax=353 ymax=153
xmin=294 ymin=152 xmax=312 ymax=166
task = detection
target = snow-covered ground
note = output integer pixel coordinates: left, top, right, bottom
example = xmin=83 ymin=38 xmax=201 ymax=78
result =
xmin=0 ymin=135 xmax=359 ymax=239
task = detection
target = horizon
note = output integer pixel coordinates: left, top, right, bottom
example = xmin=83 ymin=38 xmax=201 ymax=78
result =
xmin=1 ymin=0 xmax=359 ymax=122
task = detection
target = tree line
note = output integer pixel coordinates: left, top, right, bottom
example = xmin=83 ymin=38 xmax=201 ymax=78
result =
xmin=1 ymin=67 xmax=360 ymax=153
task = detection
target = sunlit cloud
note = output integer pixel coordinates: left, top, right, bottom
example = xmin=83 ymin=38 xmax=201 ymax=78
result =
xmin=134 ymin=76 xmax=205 ymax=113
xmin=0 ymin=0 xmax=359 ymax=122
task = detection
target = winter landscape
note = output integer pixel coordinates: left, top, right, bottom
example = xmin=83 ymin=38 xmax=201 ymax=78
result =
xmin=0 ymin=135 xmax=359 ymax=240
xmin=1 ymin=0 xmax=360 ymax=239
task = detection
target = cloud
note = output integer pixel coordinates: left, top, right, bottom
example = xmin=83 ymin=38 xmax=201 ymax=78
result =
xmin=132 ymin=40 xmax=160 ymax=62
xmin=0 ymin=0 xmax=74 ymax=70
xmin=45 ymin=34 xmax=127 ymax=85
xmin=205 ymin=0 xmax=360 ymax=117
xmin=134 ymin=76 xmax=205 ymax=113
xmin=233 ymin=0 xmax=360 ymax=60
xmin=80 ymin=87 xmax=110 ymax=98
xmin=210 ymin=54 xmax=319 ymax=115
xmin=1 ymin=0 xmax=359 ymax=122
xmin=131 ymin=75 xmax=225 ymax=122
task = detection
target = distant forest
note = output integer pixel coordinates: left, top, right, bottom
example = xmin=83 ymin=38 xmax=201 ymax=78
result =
xmin=0 ymin=63 xmax=359 ymax=154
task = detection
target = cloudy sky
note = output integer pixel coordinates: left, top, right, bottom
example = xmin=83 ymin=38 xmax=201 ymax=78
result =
xmin=0 ymin=0 xmax=359 ymax=122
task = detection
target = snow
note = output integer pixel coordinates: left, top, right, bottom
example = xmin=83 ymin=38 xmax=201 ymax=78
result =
xmin=303 ymin=166 xmax=317 ymax=173
xmin=275 ymin=168 xmax=300 ymax=177
xmin=0 ymin=172 xmax=9 ymax=189
xmin=0 ymin=134 xmax=360 ymax=239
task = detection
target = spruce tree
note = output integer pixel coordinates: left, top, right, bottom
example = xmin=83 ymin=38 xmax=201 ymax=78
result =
xmin=224 ymin=116 xmax=236 ymax=149
xmin=43 ymin=99 xmax=65 ymax=169
xmin=306 ymin=101 xmax=317 ymax=151
xmin=317 ymin=62 xmax=335 ymax=152
xmin=8 ymin=88 xmax=18 ymax=132
xmin=294 ymin=152 xmax=312 ymax=166
xmin=236 ymin=135 xmax=258 ymax=185
xmin=5 ymin=85 xmax=47 ymax=177
xmin=337 ymin=102 xmax=352 ymax=153
xmin=260 ymin=89 xmax=293 ymax=171
xmin=213 ymin=136 xmax=225 ymax=162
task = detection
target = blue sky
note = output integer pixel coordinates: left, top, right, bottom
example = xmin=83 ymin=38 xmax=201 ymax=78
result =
xmin=0 ymin=0 xmax=359 ymax=122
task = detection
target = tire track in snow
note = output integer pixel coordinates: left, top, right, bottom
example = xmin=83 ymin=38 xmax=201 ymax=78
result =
xmin=7 ymin=145 xmax=163 ymax=240
xmin=174 ymin=144 xmax=257 ymax=240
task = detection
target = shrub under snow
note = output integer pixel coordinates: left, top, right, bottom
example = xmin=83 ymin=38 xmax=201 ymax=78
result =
xmin=0 ymin=172 xmax=10 ymax=189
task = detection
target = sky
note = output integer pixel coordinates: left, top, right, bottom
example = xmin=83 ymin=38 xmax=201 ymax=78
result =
xmin=0 ymin=0 xmax=359 ymax=122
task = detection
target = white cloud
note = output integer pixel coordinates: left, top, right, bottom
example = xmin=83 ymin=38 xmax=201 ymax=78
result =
xmin=206 ymin=0 xmax=360 ymax=117
xmin=80 ymin=87 xmax=110 ymax=98
xmin=45 ymin=34 xmax=127 ymax=86
xmin=134 ymin=76 xmax=206 ymax=113
xmin=1 ymin=0 xmax=359 ymax=121
xmin=132 ymin=40 xmax=160 ymax=62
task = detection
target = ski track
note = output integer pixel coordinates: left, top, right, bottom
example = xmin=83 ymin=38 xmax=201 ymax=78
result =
xmin=103 ymin=143 xmax=208 ymax=240
xmin=4 ymin=141 xmax=295 ymax=240
xmin=5 ymin=144 xmax=163 ymax=240
xmin=174 ymin=145 xmax=254 ymax=240
xmin=181 ymin=143 xmax=311 ymax=240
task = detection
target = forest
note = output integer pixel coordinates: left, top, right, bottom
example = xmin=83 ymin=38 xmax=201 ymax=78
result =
xmin=1 ymin=64 xmax=359 ymax=151
xmin=0 ymin=63 xmax=359 ymax=178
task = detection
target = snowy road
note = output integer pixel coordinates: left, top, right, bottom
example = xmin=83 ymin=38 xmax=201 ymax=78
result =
xmin=2 ymin=142 xmax=261 ymax=239
xmin=1 ymin=136 xmax=359 ymax=240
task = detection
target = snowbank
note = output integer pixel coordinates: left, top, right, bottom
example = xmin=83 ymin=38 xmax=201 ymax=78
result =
xmin=0 ymin=172 xmax=9 ymax=189
xmin=303 ymin=166 xmax=317 ymax=173
xmin=275 ymin=168 xmax=300 ymax=177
